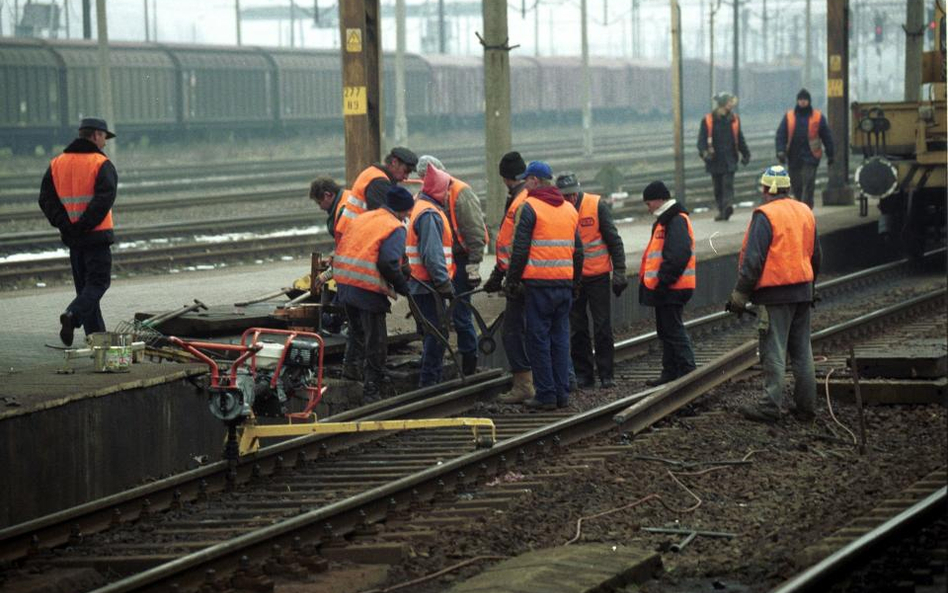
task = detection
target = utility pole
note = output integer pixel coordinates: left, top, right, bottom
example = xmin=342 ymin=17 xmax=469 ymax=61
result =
xmin=671 ymin=0 xmax=685 ymax=206
xmin=762 ymin=0 xmax=768 ymax=63
xmin=82 ymin=0 xmax=91 ymax=38
xmin=534 ymin=0 xmax=540 ymax=56
xmin=143 ymin=0 xmax=149 ymax=41
xmin=438 ymin=0 xmax=446 ymax=53
xmin=823 ymin=0 xmax=853 ymax=205
xmin=710 ymin=0 xmax=721 ymax=98
xmin=804 ymin=0 xmax=811 ymax=86
xmin=151 ymin=0 xmax=157 ymax=40
xmin=631 ymin=0 xmax=639 ymax=58
xmin=64 ymin=0 xmax=71 ymax=38
xmin=235 ymin=0 xmax=241 ymax=45
xmin=95 ymin=0 xmax=115 ymax=153
xmin=290 ymin=1 xmax=295 ymax=48
xmin=581 ymin=0 xmax=593 ymax=156
xmin=339 ymin=1 xmax=382 ymax=186
xmin=904 ymin=0 xmax=924 ymax=100
xmin=732 ymin=0 xmax=739 ymax=97
xmin=740 ymin=4 xmax=748 ymax=66
xmin=481 ymin=0 xmax=513 ymax=242
xmin=394 ymin=0 xmax=408 ymax=145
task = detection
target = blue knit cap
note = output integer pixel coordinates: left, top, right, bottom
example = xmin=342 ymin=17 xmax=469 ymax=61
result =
xmin=385 ymin=185 xmax=415 ymax=212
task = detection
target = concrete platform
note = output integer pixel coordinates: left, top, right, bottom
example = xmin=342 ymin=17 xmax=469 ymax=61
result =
xmin=445 ymin=544 xmax=662 ymax=593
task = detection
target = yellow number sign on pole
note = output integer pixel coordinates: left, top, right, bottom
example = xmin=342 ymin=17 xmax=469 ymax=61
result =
xmin=343 ymin=85 xmax=368 ymax=115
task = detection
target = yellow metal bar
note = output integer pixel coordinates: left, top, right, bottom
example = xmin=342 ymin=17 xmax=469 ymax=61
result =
xmin=237 ymin=417 xmax=497 ymax=455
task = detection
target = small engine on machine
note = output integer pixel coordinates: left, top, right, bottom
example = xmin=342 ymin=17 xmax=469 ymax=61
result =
xmin=227 ymin=338 xmax=322 ymax=419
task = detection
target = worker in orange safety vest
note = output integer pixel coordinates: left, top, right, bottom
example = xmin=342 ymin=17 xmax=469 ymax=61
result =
xmin=349 ymin=146 xmax=418 ymax=212
xmin=697 ymin=93 xmax=751 ymax=221
xmin=775 ymin=88 xmax=836 ymax=208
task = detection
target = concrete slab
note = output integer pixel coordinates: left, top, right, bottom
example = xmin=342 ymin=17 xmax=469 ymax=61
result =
xmin=827 ymin=377 xmax=947 ymax=405
xmin=446 ymin=544 xmax=662 ymax=593
xmin=849 ymin=339 xmax=947 ymax=379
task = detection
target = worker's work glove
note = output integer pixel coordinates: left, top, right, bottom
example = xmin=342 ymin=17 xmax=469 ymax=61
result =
xmin=701 ymin=149 xmax=715 ymax=162
xmin=435 ymin=280 xmax=455 ymax=300
xmin=313 ymin=269 xmax=333 ymax=291
xmin=741 ymin=154 xmax=751 ymax=166
xmin=725 ymin=290 xmax=752 ymax=316
xmin=503 ymin=280 xmax=523 ymax=299
xmin=465 ymin=264 xmax=482 ymax=288
xmin=612 ymin=275 xmax=629 ymax=297
xmin=483 ymin=266 xmax=505 ymax=293
xmin=400 ymin=260 xmax=412 ymax=280
xmin=776 ymin=151 xmax=787 ymax=165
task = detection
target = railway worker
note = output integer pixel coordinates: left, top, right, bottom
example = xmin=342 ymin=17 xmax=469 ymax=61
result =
xmin=308 ymin=176 xmax=355 ymax=340
xmin=503 ymin=161 xmax=583 ymax=410
xmin=334 ymin=186 xmax=415 ymax=402
xmin=416 ymin=155 xmax=488 ymax=376
xmin=484 ymin=152 xmax=535 ymax=403
xmin=728 ymin=165 xmax=822 ymax=424
xmin=555 ymin=172 xmax=628 ymax=389
xmin=350 ymin=147 xmax=419 ymax=212
xmin=775 ymin=88 xmax=836 ymax=209
xmin=407 ymin=165 xmax=457 ymax=387
xmin=638 ymin=181 xmax=697 ymax=386
xmin=697 ymin=93 xmax=751 ymax=221
xmin=39 ymin=118 xmax=118 ymax=347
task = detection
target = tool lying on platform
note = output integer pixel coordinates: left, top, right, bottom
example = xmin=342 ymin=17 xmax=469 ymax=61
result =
xmin=170 ymin=327 xmax=496 ymax=458
xmin=115 ymin=299 xmax=209 ymax=345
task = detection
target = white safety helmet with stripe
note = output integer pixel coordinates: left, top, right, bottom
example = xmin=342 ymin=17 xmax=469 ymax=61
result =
xmin=760 ymin=165 xmax=792 ymax=195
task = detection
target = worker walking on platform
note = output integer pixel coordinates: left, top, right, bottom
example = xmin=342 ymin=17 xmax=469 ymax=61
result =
xmin=39 ymin=118 xmax=118 ymax=347
xmin=697 ymin=93 xmax=751 ymax=221
xmin=555 ymin=172 xmax=627 ymax=389
xmin=728 ymin=166 xmax=822 ymax=423
xmin=775 ymin=88 xmax=835 ymax=209
xmin=504 ymin=161 xmax=583 ymax=410
xmin=349 ymin=147 xmax=419 ymax=212
xmin=407 ymin=165 xmax=456 ymax=387
xmin=484 ymin=152 xmax=535 ymax=402
xmin=417 ymin=156 xmax=488 ymax=376
xmin=639 ymin=181 xmax=697 ymax=386
xmin=334 ymin=187 xmax=415 ymax=402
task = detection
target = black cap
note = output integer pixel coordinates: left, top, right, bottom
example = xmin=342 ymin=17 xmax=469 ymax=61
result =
xmin=796 ymin=88 xmax=811 ymax=102
xmin=79 ymin=117 xmax=116 ymax=139
xmin=388 ymin=147 xmax=418 ymax=170
xmin=499 ymin=151 xmax=526 ymax=179
xmin=385 ymin=185 xmax=415 ymax=212
xmin=555 ymin=172 xmax=581 ymax=194
xmin=642 ymin=180 xmax=671 ymax=202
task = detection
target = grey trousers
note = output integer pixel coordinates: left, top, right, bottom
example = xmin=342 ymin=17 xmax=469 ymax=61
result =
xmin=711 ymin=173 xmax=735 ymax=215
xmin=757 ymin=302 xmax=816 ymax=413
xmin=788 ymin=161 xmax=819 ymax=208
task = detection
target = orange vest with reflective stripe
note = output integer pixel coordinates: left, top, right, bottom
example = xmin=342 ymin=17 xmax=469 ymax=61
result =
xmin=786 ymin=109 xmax=823 ymax=159
xmin=332 ymin=189 xmax=359 ymax=243
xmin=406 ymin=199 xmax=455 ymax=282
xmin=740 ymin=198 xmax=815 ymax=289
xmin=50 ymin=152 xmax=113 ymax=231
xmin=447 ymin=177 xmax=488 ymax=254
xmin=704 ymin=113 xmax=741 ymax=155
xmin=350 ymin=166 xmax=388 ymax=212
xmin=576 ymin=193 xmax=612 ymax=277
xmin=639 ymin=212 xmax=696 ymax=290
xmin=522 ymin=197 xmax=579 ymax=281
xmin=334 ymin=209 xmax=403 ymax=294
xmin=495 ymin=188 xmax=529 ymax=270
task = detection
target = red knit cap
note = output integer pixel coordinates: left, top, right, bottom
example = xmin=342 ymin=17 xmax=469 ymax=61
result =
xmin=422 ymin=165 xmax=451 ymax=203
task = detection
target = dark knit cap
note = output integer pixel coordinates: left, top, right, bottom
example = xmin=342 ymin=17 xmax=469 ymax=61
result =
xmin=642 ymin=180 xmax=671 ymax=202
xmin=499 ymin=151 xmax=526 ymax=179
xmin=796 ymin=88 xmax=811 ymax=102
xmin=385 ymin=186 xmax=415 ymax=212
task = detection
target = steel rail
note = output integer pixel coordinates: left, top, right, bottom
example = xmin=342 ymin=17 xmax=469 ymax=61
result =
xmin=769 ymin=487 xmax=948 ymax=593
xmin=81 ymin=288 xmax=947 ymax=593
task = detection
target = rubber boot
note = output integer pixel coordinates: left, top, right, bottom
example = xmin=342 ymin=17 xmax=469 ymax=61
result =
xmin=497 ymin=370 xmax=535 ymax=404
xmin=461 ymin=352 xmax=478 ymax=376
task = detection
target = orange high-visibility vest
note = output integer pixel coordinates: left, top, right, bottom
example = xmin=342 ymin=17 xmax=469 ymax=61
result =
xmin=447 ymin=176 xmax=488 ymax=254
xmin=350 ymin=166 xmax=388 ymax=212
xmin=576 ymin=193 xmax=612 ymax=277
xmin=495 ymin=188 xmax=529 ymax=270
xmin=332 ymin=189 xmax=359 ymax=242
xmin=522 ymin=197 xmax=579 ymax=281
xmin=739 ymin=198 xmax=815 ymax=289
xmin=334 ymin=209 xmax=404 ymax=294
xmin=406 ymin=199 xmax=455 ymax=282
xmin=50 ymin=152 xmax=113 ymax=231
xmin=704 ymin=113 xmax=741 ymax=155
xmin=639 ymin=212 xmax=696 ymax=290
xmin=786 ymin=109 xmax=824 ymax=159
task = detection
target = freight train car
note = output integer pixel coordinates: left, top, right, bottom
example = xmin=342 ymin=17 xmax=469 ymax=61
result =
xmin=0 ymin=37 xmax=803 ymax=152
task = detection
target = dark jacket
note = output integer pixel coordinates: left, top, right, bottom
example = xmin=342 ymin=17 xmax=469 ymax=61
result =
xmin=337 ymin=221 xmax=409 ymax=313
xmin=696 ymin=112 xmax=751 ymax=175
xmin=735 ymin=196 xmax=823 ymax=305
xmin=507 ymin=186 xmax=583 ymax=288
xmin=574 ymin=191 xmax=626 ymax=282
xmin=638 ymin=201 xmax=694 ymax=307
xmin=39 ymin=138 xmax=118 ymax=248
xmin=364 ymin=164 xmax=397 ymax=211
xmin=775 ymin=106 xmax=835 ymax=167
xmin=326 ymin=188 xmax=345 ymax=238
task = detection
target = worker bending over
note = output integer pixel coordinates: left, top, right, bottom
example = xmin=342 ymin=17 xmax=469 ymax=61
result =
xmin=350 ymin=146 xmax=418 ymax=212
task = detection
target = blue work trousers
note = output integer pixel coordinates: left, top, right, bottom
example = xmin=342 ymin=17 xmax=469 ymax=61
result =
xmin=451 ymin=253 xmax=478 ymax=355
xmin=414 ymin=292 xmax=448 ymax=387
xmin=68 ymin=244 xmax=112 ymax=334
xmin=502 ymin=294 xmax=531 ymax=372
xmin=758 ymin=302 xmax=817 ymax=413
xmin=524 ymin=286 xmax=572 ymax=406
xmin=654 ymin=304 xmax=696 ymax=379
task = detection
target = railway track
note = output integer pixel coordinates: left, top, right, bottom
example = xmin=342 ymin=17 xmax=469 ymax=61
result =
xmin=0 ymin=254 xmax=942 ymax=592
